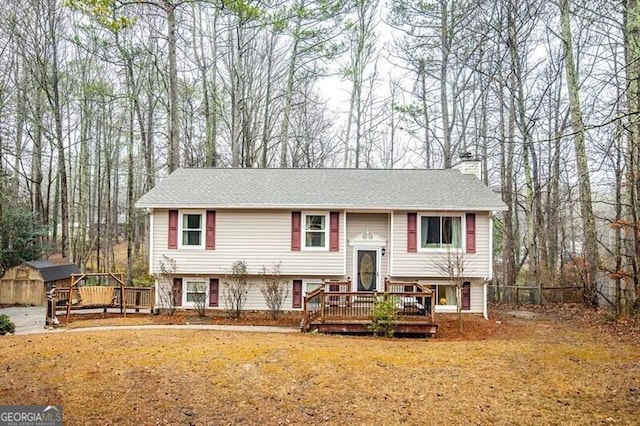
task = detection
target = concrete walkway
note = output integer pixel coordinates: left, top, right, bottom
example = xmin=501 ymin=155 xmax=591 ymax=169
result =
xmin=0 ymin=306 xmax=47 ymax=335
xmin=0 ymin=306 xmax=299 ymax=335
xmin=40 ymin=324 xmax=300 ymax=335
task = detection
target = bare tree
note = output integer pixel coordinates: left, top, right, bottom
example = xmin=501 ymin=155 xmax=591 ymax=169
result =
xmin=223 ymin=260 xmax=250 ymax=319
xmin=259 ymin=263 xmax=288 ymax=319
xmin=342 ymin=0 xmax=379 ymax=168
xmin=435 ymin=250 xmax=466 ymax=334
xmin=558 ymin=0 xmax=600 ymax=307
xmin=157 ymin=255 xmax=178 ymax=315
xmin=191 ymin=277 xmax=208 ymax=318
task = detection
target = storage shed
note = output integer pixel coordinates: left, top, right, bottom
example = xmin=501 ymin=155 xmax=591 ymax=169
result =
xmin=0 ymin=260 xmax=80 ymax=306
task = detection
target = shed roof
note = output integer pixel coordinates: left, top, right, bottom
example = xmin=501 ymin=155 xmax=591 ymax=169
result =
xmin=136 ymin=168 xmax=506 ymax=211
xmin=22 ymin=260 xmax=81 ymax=282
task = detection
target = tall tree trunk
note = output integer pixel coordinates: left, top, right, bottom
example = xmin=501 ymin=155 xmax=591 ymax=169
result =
xmin=419 ymin=59 xmax=432 ymax=169
xmin=260 ymin=31 xmax=275 ymax=168
xmin=625 ymin=0 xmax=640 ymax=308
xmin=279 ymin=6 xmax=303 ymax=168
xmin=166 ymin=1 xmax=180 ymax=173
xmin=560 ymin=0 xmax=599 ymax=306
xmin=126 ymin=92 xmax=135 ymax=285
xmin=77 ymin=89 xmax=91 ymax=266
xmin=440 ymin=0 xmax=452 ymax=168
xmin=192 ymin=5 xmax=217 ymax=167
xmin=502 ymin=69 xmax=517 ymax=289
xmin=46 ymin=4 xmax=69 ymax=259
xmin=31 ymin=89 xmax=44 ymax=227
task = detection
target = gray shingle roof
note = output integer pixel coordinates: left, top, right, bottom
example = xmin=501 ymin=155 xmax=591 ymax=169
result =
xmin=23 ymin=260 xmax=81 ymax=282
xmin=136 ymin=168 xmax=506 ymax=211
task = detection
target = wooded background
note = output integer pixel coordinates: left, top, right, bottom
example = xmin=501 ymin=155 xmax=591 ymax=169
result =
xmin=0 ymin=0 xmax=638 ymax=314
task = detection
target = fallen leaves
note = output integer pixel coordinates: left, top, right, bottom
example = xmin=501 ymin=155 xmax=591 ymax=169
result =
xmin=0 ymin=305 xmax=638 ymax=424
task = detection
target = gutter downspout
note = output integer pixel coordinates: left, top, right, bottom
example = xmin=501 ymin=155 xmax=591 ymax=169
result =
xmin=483 ymin=282 xmax=488 ymax=320
xmin=148 ymin=209 xmax=158 ymax=310
xmin=484 ymin=213 xmax=495 ymax=320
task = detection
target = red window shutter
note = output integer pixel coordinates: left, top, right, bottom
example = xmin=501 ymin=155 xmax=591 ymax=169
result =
xmin=206 ymin=210 xmax=216 ymax=250
xmin=291 ymin=211 xmax=301 ymax=251
xmin=329 ymin=211 xmax=339 ymax=251
xmin=173 ymin=278 xmax=182 ymax=307
xmin=168 ymin=210 xmax=178 ymax=249
xmin=462 ymin=282 xmax=471 ymax=310
xmin=407 ymin=212 xmax=417 ymax=252
xmin=292 ymin=280 xmax=303 ymax=309
xmin=209 ymin=278 xmax=219 ymax=307
xmin=466 ymin=213 xmax=476 ymax=254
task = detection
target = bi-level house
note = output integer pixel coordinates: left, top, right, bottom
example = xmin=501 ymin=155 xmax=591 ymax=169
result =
xmin=136 ymin=163 xmax=505 ymax=321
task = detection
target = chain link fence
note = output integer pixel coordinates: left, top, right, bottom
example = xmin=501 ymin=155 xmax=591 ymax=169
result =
xmin=488 ymin=285 xmax=583 ymax=305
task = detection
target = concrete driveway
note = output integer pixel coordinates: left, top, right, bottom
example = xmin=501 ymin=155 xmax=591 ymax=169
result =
xmin=0 ymin=306 xmax=47 ymax=335
xmin=1 ymin=306 xmax=299 ymax=335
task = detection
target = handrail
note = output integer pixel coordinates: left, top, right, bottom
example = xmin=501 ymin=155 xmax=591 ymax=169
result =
xmin=302 ymin=287 xmax=325 ymax=331
xmin=303 ymin=289 xmax=435 ymax=325
xmin=384 ymin=279 xmax=436 ymax=322
xmin=303 ymin=278 xmax=437 ymax=331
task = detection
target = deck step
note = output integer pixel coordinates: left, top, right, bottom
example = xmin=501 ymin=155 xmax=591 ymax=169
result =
xmin=306 ymin=319 xmax=438 ymax=336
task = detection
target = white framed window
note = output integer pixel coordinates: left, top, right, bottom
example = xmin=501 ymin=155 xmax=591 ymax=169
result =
xmin=419 ymin=215 xmax=462 ymax=250
xmin=179 ymin=211 xmax=204 ymax=248
xmin=436 ymin=285 xmax=458 ymax=307
xmin=305 ymin=281 xmax=323 ymax=295
xmin=184 ymin=279 xmax=207 ymax=306
xmin=303 ymin=212 xmax=328 ymax=250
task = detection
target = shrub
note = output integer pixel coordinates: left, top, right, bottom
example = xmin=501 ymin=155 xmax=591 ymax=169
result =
xmin=369 ymin=296 xmax=398 ymax=337
xmin=223 ymin=261 xmax=251 ymax=319
xmin=0 ymin=314 xmax=16 ymax=335
xmin=191 ymin=278 xmax=208 ymax=318
xmin=260 ymin=263 xmax=288 ymax=320
xmin=156 ymin=255 xmax=178 ymax=315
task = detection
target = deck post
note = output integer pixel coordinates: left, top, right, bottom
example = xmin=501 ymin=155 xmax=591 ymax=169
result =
xmin=45 ymin=285 xmax=59 ymax=327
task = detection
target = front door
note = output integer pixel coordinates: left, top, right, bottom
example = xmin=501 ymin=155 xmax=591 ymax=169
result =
xmin=357 ymin=249 xmax=378 ymax=291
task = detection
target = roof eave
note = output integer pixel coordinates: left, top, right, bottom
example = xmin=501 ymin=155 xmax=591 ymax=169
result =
xmin=136 ymin=203 xmax=507 ymax=211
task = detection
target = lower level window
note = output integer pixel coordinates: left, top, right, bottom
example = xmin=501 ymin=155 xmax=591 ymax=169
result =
xmin=306 ymin=282 xmax=322 ymax=294
xmin=437 ymin=285 xmax=457 ymax=306
xmin=185 ymin=280 xmax=207 ymax=304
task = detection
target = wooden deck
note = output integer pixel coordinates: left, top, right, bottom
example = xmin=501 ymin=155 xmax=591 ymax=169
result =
xmin=302 ymin=279 xmax=438 ymax=337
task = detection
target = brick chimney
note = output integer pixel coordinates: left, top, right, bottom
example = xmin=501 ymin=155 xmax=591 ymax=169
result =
xmin=452 ymin=152 xmax=481 ymax=179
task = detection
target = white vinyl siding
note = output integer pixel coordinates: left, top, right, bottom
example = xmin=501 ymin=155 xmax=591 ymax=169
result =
xmin=151 ymin=209 xmax=344 ymax=276
xmin=391 ymin=211 xmax=491 ymax=278
xmin=155 ymin=275 xmax=484 ymax=313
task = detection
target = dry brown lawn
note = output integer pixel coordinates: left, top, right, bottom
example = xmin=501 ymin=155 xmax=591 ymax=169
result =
xmin=1 ymin=309 xmax=639 ymax=425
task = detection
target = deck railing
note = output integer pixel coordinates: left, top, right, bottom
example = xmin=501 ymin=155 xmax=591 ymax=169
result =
xmin=55 ymin=286 xmax=155 ymax=310
xmin=302 ymin=279 xmax=436 ymax=331
xmin=114 ymin=287 xmax=155 ymax=309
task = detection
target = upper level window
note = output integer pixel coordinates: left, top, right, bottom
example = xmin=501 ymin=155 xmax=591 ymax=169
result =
xmin=420 ymin=215 xmax=462 ymax=249
xmin=304 ymin=213 xmax=328 ymax=249
xmin=182 ymin=213 xmax=203 ymax=247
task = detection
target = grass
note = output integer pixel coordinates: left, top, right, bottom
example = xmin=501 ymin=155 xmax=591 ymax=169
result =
xmin=0 ymin=313 xmax=639 ymax=425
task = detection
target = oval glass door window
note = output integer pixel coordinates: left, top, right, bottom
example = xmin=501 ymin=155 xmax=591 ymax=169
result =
xmin=359 ymin=252 xmax=375 ymax=291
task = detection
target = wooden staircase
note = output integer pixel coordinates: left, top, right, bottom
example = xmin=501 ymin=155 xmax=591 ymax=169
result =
xmin=302 ymin=279 xmax=438 ymax=337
